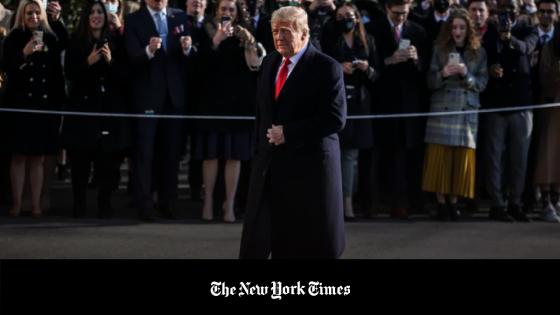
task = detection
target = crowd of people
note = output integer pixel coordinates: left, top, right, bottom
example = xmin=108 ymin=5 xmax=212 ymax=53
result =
xmin=0 ymin=0 xmax=559 ymax=224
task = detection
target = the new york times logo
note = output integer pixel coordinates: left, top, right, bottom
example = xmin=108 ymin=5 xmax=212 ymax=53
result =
xmin=210 ymin=281 xmax=351 ymax=300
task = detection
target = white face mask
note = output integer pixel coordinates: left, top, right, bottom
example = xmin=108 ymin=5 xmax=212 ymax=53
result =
xmin=105 ymin=3 xmax=119 ymax=14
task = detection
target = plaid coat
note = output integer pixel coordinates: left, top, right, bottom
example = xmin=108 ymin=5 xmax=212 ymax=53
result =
xmin=425 ymin=46 xmax=488 ymax=149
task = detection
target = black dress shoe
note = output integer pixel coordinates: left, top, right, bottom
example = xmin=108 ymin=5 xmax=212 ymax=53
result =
xmin=344 ymin=215 xmax=356 ymax=222
xmin=436 ymin=203 xmax=449 ymax=221
xmin=158 ymin=206 xmax=176 ymax=220
xmin=489 ymin=207 xmax=514 ymax=222
xmin=508 ymin=205 xmax=531 ymax=222
xmin=448 ymin=203 xmax=460 ymax=221
xmin=138 ymin=209 xmax=155 ymax=222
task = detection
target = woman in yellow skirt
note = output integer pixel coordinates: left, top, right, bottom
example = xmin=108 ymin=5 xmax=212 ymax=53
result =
xmin=422 ymin=9 xmax=488 ymax=221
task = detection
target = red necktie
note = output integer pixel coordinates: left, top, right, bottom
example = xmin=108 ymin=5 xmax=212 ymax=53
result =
xmin=275 ymin=58 xmax=291 ymax=101
xmin=394 ymin=25 xmax=401 ymax=43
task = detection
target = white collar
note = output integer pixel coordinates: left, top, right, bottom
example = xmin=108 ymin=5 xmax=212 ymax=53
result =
xmin=147 ymin=6 xmax=167 ymax=17
xmin=283 ymin=42 xmax=308 ymax=66
xmin=387 ymin=16 xmax=403 ymax=31
xmin=434 ymin=12 xmax=449 ymax=23
xmin=538 ymin=25 xmax=554 ymax=39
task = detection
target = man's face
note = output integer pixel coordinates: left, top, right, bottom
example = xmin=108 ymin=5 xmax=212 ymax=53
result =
xmin=537 ymin=2 xmax=558 ymax=28
xmin=497 ymin=0 xmax=519 ymax=21
xmin=146 ymin=0 xmax=168 ymax=11
xmin=468 ymin=1 xmax=489 ymax=27
xmin=272 ymin=20 xmax=307 ymax=57
xmin=186 ymin=0 xmax=207 ymax=17
xmin=386 ymin=4 xmax=410 ymax=26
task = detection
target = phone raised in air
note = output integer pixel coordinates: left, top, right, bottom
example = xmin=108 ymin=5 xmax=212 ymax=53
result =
xmin=221 ymin=16 xmax=232 ymax=27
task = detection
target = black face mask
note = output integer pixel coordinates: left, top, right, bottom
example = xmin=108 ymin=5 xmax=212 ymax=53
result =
xmin=337 ymin=18 xmax=356 ymax=33
xmin=433 ymin=0 xmax=450 ymax=14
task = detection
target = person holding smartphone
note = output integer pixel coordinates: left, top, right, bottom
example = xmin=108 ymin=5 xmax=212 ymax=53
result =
xmin=194 ymin=0 xmax=264 ymax=223
xmin=1 ymin=0 xmax=67 ymax=218
xmin=423 ymin=9 xmax=488 ymax=221
xmin=321 ymin=2 xmax=379 ymax=220
xmin=63 ymin=0 xmax=130 ymax=219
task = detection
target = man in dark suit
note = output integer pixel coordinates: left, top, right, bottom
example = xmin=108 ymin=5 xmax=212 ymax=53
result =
xmin=240 ymin=6 xmax=346 ymax=259
xmin=482 ymin=0 xmax=538 ymax=222
xmin=367 ymin=0 xmax=429 ymax=219
xmin=125 ymin=0 xmax=194 ymax=221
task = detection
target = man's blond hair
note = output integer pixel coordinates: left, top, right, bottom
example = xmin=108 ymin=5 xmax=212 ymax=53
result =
xmin=271 ymin=6 xmax=309 ymax=36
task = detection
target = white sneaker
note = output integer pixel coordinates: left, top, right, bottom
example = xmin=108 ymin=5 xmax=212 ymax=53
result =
xmin=542 ymin=204 xmax=560 ymax=223
xmin=554 ymin=202 xmax=560 ymax=216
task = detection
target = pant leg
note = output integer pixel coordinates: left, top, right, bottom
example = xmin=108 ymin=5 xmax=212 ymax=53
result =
xmin=134 ymin=118 xmax=158 ymax=213
xmin=393 ymin=147 xmax=409 ymax=208
xmin=341 ymin=149 xmax=358 ymax=198
xmin=68 ymin=149 xmax=92 ymax=215
xmin=157 ymin=114 xmax=186 ymax=208
xmin=484 ymin=113 xmax=508 ymax=208
xmin=95 ymin=151 xmax=122 ymax=211
xmin=507 ymin=111 xmax=533 ymax=207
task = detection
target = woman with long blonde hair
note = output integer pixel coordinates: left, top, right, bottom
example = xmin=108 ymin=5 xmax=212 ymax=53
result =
xmin=1 ymin=0 xmax=67 ymax=217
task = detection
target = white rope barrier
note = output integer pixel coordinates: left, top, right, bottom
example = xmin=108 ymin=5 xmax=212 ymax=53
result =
xmin=1 ymin=102 xmax=559 ymax=120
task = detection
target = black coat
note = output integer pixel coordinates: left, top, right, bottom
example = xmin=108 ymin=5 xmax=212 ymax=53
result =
xmin=240 ymin=44 xmax=346 ymax=259
xmin=195 ymin=22 xmax=257 ymax=132
xmin=62 ymin=35 xmax=131 ymax=152
xmin=1 ymin=24 xmax=67 ymax=155
xmin=368 ymin=17 xmax=429 ymax=149
xmin=124 ymin=7 xmax=192 ymax=113
xmin=482 ymin=20 xmax=538 ymax=108
xmin=322 ymin=32 xmax=379 ymax=149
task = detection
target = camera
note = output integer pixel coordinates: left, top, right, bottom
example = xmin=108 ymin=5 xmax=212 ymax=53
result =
xmin=498 ymin=11 xmax=512 ymax=33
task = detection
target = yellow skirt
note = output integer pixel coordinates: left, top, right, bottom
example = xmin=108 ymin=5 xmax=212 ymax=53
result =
xmin=422 ymin=143 xmax=476 ymax=199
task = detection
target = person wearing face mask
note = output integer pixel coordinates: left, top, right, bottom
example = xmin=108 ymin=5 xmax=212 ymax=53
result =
xmin=322 ymin=2 xmax=379 ymax=220
xmin=423 ymin=9 xmax=488 ymax=221
xmin=63 ymin=0 xmax=131 ymax=219
xmin=1 ymin=0 xmax=67 ymax=218
xmin=101 ymin=0 xmax=125 ymax=34
xmin=307 ymin=0 xmax=336 ymax=51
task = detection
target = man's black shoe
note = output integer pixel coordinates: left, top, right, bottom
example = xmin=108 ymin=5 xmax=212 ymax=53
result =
xmin=436 ymin=203 xmax=449 ymax=221
xmin=489 ymin=207 xmax=514 ymax=222
xmin=158 ymin=204 xmax=176 ymax=220
xmin=508 ymin=205 xmax=531 ymax=222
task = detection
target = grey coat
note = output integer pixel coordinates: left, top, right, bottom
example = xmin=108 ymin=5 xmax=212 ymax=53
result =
xmin=425 ymin=47 xmax=488 ymax=149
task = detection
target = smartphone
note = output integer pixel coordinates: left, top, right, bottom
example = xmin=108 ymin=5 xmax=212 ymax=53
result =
xmin=221 ymin=16 xmax=232 ymax=27
xmin=399 ymin=38 xmax=410 ymax=50
xmin=96 ymin=38 xmax=108 ymax=49
xmin=33 ymin=30 xmax=44 ymax=45
xmin=448 ymin=52 xmax=460 ymax=65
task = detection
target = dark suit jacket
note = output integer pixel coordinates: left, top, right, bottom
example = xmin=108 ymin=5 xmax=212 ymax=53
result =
xmin=482 ymin=20 xmax=538 ymax=108
xmin=368 ymin=17 xmax=429 ymax=148
xmin=124 ymin=7 xmax=192 ymax=113
xmin=240 ymin=44 xmax=346 ymax=259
